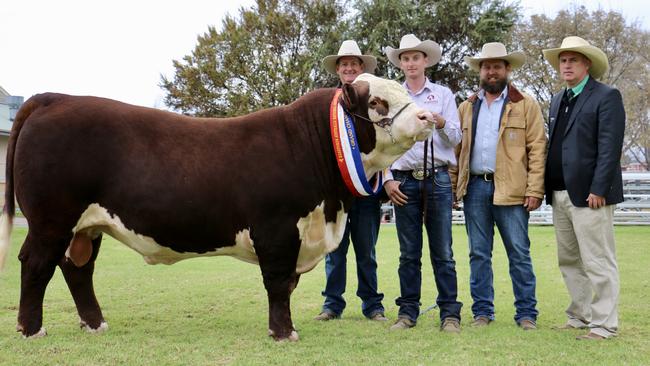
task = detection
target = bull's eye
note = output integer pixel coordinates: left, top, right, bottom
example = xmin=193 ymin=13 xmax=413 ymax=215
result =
xmin=369 ymin=100 xmax=378 ymax=106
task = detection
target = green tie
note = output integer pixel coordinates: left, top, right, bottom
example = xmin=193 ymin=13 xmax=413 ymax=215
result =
xmin=567 ymin=89 xmax=575 ymax=100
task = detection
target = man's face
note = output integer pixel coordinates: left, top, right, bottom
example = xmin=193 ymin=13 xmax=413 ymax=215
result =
xmin=336 ymin=56 xmax=364 ymax=84
xmin=479 ymin=59 xmax=510 ymax=94
xmin=558 ymin=51 xmax=591 ymax=87
xmin=399 ymin=51 xmax=428 ymax=79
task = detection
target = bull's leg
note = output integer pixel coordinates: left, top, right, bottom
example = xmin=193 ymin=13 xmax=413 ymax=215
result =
xmin=260 ymin=268 xmax=300 ymax=341
xmin=58 ymin=234 xmax=107 ymax=333
xmin=254 ymin=225 xmax=302 ymax=341
xmin=16 ymin=231 xmax=67 ymax=338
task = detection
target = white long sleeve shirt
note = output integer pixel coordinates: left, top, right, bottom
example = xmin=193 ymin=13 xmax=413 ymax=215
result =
xmin=386 ymin=79 xmax=461 ymax=180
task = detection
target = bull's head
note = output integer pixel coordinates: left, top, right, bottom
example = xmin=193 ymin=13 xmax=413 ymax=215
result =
xmin=340 ymin=73 xmax=433 ymax=177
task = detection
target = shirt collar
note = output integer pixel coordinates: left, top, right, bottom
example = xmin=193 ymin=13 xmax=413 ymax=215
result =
xmin=403 ymin=78 xmax=433 ymax=96
xmin=567 ymin=75 xmax=590 ymax=97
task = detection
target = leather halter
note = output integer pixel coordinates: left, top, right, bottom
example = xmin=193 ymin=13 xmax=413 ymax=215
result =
xmin=345 ymin=102 xmax=412 ymax=143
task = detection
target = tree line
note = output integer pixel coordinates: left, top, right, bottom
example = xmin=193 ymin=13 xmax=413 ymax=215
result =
xmin=160 ymin=0 xmax=649 ymax=169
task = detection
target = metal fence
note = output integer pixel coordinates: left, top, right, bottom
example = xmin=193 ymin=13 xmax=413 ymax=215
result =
xmin=381 ymin=172 xmax=650 ymax=226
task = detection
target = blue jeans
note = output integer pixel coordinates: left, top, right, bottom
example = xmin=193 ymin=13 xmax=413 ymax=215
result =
xmin=321 ymin=195 xmax=384 ymax=318
xmin=393 ymin=169 xmax=462 ymax=323
xmin=463 ymin=176 xmax=538 ymax=323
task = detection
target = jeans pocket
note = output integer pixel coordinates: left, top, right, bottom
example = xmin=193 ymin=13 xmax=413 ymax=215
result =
xmin=434 ymin=172 xmax=452 ymax=188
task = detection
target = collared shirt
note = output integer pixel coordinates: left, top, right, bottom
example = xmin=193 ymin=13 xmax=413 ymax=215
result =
xmin=567 ymin=74 xmax=589 ymax=99
xmin=470 ymin=87 xmax=508 ymax=174
xmin=386 ymin=78 xmax=461 ymax=179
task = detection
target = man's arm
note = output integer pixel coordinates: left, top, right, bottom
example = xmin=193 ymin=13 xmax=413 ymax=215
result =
xmin=590 ymin=88 xmax=625 ymax=198
xmin=523 ymin=96 xmax=547 ymax=211
xmin=435 ymin=88 xmax=462 ymax=147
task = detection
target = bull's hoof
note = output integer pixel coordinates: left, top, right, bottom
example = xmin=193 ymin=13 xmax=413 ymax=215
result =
xmin=268 ymin=329 xmax=299 ymax=342
xmin=80 ymin=319 xmax=108 ymax=334
xmin=288 ymin=330 xmax=299 ymax=341
xmin=18 ymin=326 xmax=47 ymax=339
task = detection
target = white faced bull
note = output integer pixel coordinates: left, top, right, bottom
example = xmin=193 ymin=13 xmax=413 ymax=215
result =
xmin=0 ymin=74 xmax=432 ymax=341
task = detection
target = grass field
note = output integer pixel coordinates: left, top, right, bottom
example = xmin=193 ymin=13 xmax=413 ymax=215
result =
xmin=1 ymin=225 xmax=649 ymax=365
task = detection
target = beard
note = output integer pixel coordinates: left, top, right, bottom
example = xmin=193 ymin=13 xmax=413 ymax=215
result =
xmin=480 ymin=77 xmax=508 ymax=94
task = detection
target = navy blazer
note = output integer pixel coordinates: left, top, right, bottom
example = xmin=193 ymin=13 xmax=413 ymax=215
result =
xmin=545 ymin=77 xmax=625 ymax=207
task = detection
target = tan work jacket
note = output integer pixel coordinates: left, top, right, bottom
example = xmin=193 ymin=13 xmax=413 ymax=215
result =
xmin=451 ymin=84 xmax=547 ymax=205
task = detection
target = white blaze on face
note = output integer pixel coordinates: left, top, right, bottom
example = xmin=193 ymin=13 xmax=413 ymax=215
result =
xmin=72 ymin=203 xmax=258 ymax=265
xmin=353 ymin=73 xmax=434 ymax=173
xmin=295 ymin=201 xmax=347 ymax=274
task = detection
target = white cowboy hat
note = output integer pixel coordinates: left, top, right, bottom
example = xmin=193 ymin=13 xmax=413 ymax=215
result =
xmin=322 ymin=40 xmax=377 ymax=75
xmin=385 ymin=34 xmax=442 ymax=68
xmin=464 ymin=42 xmax=526 ymax=71
xmin=542 ymin=36 xmax=609 ymax=79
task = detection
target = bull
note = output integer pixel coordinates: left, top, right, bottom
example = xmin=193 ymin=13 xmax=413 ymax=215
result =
xmin=0 ymin=74 xmax=433 ymax=340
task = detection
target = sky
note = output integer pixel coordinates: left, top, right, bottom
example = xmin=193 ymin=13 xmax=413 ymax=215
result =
xmin=1 ymin=0 xmax=648 ymax=109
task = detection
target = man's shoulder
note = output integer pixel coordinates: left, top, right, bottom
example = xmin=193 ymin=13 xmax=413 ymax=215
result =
xmin=590 ymin=78 xmax=619 ymax=95
xmin=458 ymin=98 xmax=474 ymax=109
xmin=515 ymin=90 xmax=542 ymax=107
xmin=426 ymin=80 xmax=454 ymax=95
xmin=584 ymin=78 xmax=622 ymax=105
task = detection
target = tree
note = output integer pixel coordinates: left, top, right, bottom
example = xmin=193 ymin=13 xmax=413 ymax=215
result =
xmin=161 ymin=0 xmax=521 ymax=116
xmin=350 ymin=0 xmax=520 ymax=97
xmin=160 ymin=0 xmax=346 ymax=117
xmin=512 ymin=6 xmax=650 ymax=169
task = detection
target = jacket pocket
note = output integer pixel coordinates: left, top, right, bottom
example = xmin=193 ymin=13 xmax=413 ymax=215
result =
xmin=503 ymin=106 xmax=526 ymax=146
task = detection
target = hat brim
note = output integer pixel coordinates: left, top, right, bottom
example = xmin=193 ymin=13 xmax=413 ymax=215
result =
xmin=542 ymin=45 xmax=608 ymax=79
xmin=464 ymin=51 xmax=526 ymax=72
xmin=322 ymin=54 xmax=377 ymax=75
xmin=385 ymin=40 xmax=442 ymax=68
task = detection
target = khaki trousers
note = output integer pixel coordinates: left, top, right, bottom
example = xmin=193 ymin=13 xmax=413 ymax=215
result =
xmin=551 ymin=190 xmax=619 ymax=337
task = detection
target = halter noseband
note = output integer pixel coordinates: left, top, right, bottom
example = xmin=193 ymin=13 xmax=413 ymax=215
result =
xmin=346 ymin=102 xmax=412 ymax=143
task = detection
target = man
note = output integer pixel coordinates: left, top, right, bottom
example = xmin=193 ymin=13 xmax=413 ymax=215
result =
xmin=543 ymin=36 xmax=625 ymax=340
xmin=314 ymin=40 xmax=387 ymax=322
xmin=383 ymin=34 xmax=463 ymax=333
xmin=453 ymin=42 xmax=546 ymax=331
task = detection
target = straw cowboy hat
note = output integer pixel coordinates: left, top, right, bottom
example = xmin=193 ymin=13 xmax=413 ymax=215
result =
xmin=542 ymin=36 xmax=609 ymax=79
xmin=464 ymin=42 xmax=526 ymax=71
xmin=385 ymin=34 xmax=442 ymax=68
xmin=322 ymin=40 xmax=377 ymax=75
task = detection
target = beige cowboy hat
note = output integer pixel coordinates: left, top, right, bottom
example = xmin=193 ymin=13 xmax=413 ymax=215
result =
xmin=542 ymin=36 xmax=609 ymax=79
xmin=385 ymin=34 xmax=442 ymax=68
xmin=464 ymin=42 xmax=526 ymax=71
xmin=322 ymin=40 xmax=377 ymax=75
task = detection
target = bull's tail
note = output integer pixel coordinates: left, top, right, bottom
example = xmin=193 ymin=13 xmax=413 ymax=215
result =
xmin=0 ymin=96 xmax=41 ymax=271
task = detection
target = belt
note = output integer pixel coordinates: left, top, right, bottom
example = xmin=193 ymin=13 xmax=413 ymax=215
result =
xmin=471 ymin=173 xmax=494 ymax=181
xmin=395 ymin=166 xmax=448 ymax=181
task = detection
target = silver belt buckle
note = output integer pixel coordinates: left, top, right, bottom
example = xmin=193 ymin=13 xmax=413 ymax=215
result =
xmin=412 ymin=168 xmax=425 ymax=180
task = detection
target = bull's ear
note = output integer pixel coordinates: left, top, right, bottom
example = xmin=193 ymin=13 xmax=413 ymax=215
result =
xmin=341 ymin=83 xmax=359 ymax=110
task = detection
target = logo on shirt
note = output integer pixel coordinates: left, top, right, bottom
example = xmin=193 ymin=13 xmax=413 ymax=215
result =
xmin=426 ymin=94 xmax=438 ymax=103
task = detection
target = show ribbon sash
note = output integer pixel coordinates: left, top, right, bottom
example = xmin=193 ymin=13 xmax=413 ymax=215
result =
xmin=330 ymin=89 xmax=383 ymax=197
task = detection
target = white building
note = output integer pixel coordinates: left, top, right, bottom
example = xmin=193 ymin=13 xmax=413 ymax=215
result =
xmin=0 ymin=85 xmax=24 ymax=205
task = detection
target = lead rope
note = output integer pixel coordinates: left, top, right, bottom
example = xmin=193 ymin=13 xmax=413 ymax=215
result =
xmin=422 ymin=139 xmax=428 ymax=221
xmin=421 ymin=137 xmax=435 ymax=222
xmin=431 ymin=137 xmax=435 ymax=217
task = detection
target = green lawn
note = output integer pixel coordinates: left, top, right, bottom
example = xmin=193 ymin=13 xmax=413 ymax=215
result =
xmin=1 ymin=225 xmax=649 ymax=365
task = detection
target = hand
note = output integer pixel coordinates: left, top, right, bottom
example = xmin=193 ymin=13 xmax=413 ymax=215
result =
xmin=430 ymin=112 xmax=446 ymax=129
xmin=523 ymin=196 xmax=542 ymax=212
xmin=586 ymin=193 xmax=606 ymax=209
xmin=384 ymin=180 xmax=408 ymax=206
